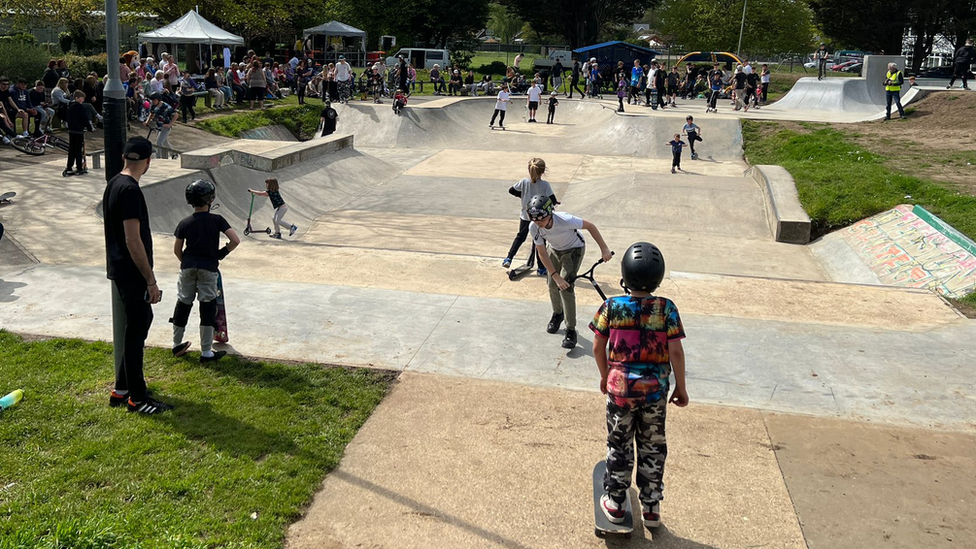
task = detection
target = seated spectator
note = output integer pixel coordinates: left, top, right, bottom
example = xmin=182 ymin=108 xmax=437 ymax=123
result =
xmin=204 ymin=68 xmax=226 ymax=109
xmin=307 ymin=74 xmax=323 ymax=98
xmin=124 ymin=76 xmax=144 ymax=120
xmin=478 ymin=74 xmax=495 ymax=96
xmin=150 ymin=71 xmax=166 ymax=95
xmin=51 ymin=78 xmax=72 ymax=124
xmin=29 ymin=80 xmax=55 ymax=133
xmin=449 ymin=70 xmax=462 ymax=96
xmin=407 ymin=63 xmax=417 ymax=92
xmin=430 ymin=64 xmax=445 ymax=95
xmin=11 ymin=79 xmax=42 ymax=135
xmin=215 ymin=69 xmax=233 ymax=106
xmin=464 ymin=70 xmax=476 ymax=95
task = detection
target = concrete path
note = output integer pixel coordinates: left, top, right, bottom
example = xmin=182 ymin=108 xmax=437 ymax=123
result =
xmin=2 ymin=264 xmax=972 ymax=430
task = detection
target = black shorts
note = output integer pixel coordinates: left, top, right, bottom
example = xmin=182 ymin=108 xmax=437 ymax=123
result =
xmin=528 ymin=101 xmax=539 ymax=110
xmin=249 ymin=87 xmax=266 ymax=100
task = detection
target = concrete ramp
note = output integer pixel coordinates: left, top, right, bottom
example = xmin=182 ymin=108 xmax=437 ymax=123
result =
xmin=811 ymin=204 xmax=976 ymax=298
xmin=337 ymin=98 xmax=744 ymax=160
xmin=141 ymin=146 xmax=401 ymax=235
xmin=764 ymin=56 xmax=920 ymax=119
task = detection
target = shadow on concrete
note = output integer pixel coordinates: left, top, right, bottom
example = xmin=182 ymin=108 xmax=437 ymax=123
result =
xmin=567 ymin=333 xmax=595 ymax=359
xmin=604 ymin=524 xmax=721 ymax=548
xmin=331 ymin=469 xmax=537 ymax=549
xmin=0 ymin=279 xmax=27 ymax=302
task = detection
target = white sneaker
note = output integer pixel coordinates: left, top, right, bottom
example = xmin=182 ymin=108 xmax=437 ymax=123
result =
xmin=600 ymin=493 xmax=626 ymax=524
xmin=642 ymin=501 xmax=661 ymax=528
xmin=2 ymin=136 xmax=10 ymax=145
xmin=21 ymin=131 xmax=29 ymax=137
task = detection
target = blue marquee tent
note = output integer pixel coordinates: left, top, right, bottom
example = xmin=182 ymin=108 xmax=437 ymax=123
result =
xmin=573 ymin=41 xmax=661 ymax=71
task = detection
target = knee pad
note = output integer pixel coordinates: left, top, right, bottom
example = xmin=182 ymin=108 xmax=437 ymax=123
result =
xmin=169 ymin=300 xmax=193 ymax=328
xmin=199 ymin=299 xmax=218 ymax=328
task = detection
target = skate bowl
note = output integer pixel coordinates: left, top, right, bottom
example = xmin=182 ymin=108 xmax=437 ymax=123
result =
xmin=764 ymin=55 xmax=921 ymax=118
xmin=333 ymin=97 xmax=744 ymax=161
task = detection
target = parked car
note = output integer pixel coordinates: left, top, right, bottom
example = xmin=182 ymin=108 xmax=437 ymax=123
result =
xmin=841 ymin=63 xmax=863 ymax=75
xmin=533 ymin=50 xmax=573 ymax=72
xmin=831 ymin=60 xmax=859 ymax=71
xmin=917 ymin=65 xmax=974 ymax=79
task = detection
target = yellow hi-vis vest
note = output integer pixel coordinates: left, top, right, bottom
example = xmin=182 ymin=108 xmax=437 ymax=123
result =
xmin=885 ymin=70 xmax=903 ymax=92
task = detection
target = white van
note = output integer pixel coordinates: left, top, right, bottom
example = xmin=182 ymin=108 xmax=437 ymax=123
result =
xmin=385 ymin=48 xmax=451 ymax=70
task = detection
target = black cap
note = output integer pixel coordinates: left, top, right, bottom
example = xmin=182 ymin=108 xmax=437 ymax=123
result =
xmin=123 ymin=137 xmax=153 ymax=161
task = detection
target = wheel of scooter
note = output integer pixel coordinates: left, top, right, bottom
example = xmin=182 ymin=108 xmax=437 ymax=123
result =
xmin=243 ymin=227 xmax=251 ymax=236
xmin=264 ymin=228 xmax=272 ymax=235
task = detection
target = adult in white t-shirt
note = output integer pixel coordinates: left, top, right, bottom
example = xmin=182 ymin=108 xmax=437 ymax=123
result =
xmin=525 ymin=196 xmax=613 ymax=349
xmin=526 ymin=82 xmax=542 ymax=122
xmin=335 ymin=56 xmax=352 ymax=102
xmin=489 ymin=83 xmax=511 ymax=128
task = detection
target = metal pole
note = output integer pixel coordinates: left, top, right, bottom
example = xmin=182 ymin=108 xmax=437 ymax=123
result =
xmin=736 ymin=0 xmax=748 ymax=58
xmin=103 ymin=0 xmax=126 ymax=180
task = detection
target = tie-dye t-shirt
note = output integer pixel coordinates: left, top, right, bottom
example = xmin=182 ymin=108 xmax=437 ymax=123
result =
xmin=589 ymin=295 xmax=685 ymax=405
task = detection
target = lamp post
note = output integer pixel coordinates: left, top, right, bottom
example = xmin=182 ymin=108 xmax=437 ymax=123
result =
xmin=736 ymin=0 xmax=748 ymax=58
xmin=103 ymin=0 xmax=126 ymax=180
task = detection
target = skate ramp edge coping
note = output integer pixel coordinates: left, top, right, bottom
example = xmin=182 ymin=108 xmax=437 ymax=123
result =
xmin=747 ymin=165 xmax=811 ymax=244
xmin=180 ymin=134 xmax=354 ymax=173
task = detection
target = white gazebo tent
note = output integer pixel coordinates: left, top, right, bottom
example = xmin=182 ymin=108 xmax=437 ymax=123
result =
xmin=303 ymin=21 xmax=367 ymax=66
xmin=138 ymin=10 xmax=244 ymax=72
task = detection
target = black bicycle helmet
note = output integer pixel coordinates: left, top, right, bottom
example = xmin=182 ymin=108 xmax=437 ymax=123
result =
xmin=185 ymin=179 xmax=216 ymax=207
xmin=620 ymin=242 xmax=665 ymax=293
xmin=526 ymin=195 xmax=555 ymax=220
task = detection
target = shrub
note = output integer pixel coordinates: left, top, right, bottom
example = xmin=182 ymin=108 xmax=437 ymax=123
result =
xmin=475 ymin=61 xmax=508 ymax=75
xmin=63 ymin=53 xmax=108 ymax=78
xmin=0 ymin=40 xmax=50 ymax=82
xmin=59 ymin=31 xmax=73 ymax=53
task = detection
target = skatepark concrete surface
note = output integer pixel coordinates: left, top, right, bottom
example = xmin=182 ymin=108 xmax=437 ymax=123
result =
xmin=2 ymin=90 xmax=975 ymax=548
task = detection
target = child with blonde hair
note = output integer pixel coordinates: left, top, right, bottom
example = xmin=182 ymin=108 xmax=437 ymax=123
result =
xmin=248 ymin=178 xmax=298 ymax=239
xmin=502 ymin=158 xmax=559 ymax=276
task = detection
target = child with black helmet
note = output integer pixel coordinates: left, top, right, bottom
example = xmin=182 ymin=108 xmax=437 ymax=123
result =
xmin=589 ymin=242 xmax=688 ymax=530
xmin=170 ymin=179 xmax=240 ymax=362
xmin=527 ymin=195 xmax=613 ymax=349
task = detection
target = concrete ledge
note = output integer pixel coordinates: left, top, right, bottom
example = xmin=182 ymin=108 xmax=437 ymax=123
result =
xmin=180 ymin=134 xmax=354 ymax=172
xmin=748 ymin=165 xmax=811 ymax=244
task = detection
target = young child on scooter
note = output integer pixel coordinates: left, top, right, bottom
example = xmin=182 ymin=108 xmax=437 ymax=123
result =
xmin=248 ymin=178 xmax=298 ymax=239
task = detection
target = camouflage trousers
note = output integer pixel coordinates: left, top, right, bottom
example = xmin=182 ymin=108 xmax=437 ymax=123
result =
xmin=603 ymin=397 xmax=668 ymax=507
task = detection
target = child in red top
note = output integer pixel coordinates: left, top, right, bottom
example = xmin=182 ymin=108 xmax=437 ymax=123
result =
xmin=590 ymin=242 xmax=688 ymax=530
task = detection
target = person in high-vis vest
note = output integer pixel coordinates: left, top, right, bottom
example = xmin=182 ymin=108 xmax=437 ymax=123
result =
xmin=884 ymin=62 xmax=906 ymax=120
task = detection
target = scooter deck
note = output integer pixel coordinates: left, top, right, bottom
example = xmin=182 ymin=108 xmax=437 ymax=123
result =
xmin=0 ymin=191 xmax=16 ymax=203
xmin=593 ymin=460 xmax=633 ymax=538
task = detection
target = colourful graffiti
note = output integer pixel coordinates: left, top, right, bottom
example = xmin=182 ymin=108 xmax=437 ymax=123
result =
xmin=843 ymin=205 xmax=976 ymax=299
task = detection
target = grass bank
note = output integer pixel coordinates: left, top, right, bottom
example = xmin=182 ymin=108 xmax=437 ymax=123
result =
xmin=742 ymin=120 xmax=976 ymax=306
xmin=197 ymin=104 xmax=322 ymax=140
xmin=0 ymin=331 xmax=391 ymax=549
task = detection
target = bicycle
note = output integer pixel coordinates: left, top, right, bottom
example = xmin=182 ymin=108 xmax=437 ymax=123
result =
xmin=11 ymin=132 xmax=70 ymax=156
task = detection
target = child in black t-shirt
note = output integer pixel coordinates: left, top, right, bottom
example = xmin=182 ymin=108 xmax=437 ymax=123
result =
xmin=667 ymin=134 xmax=686 ymax=174
xmin=170 ymin=179 xmax=240 ymax=362
xmin=546 ymin=91 xmax=558 ymax=124
xmin=320 ymin=100 xmax=338 ymax=136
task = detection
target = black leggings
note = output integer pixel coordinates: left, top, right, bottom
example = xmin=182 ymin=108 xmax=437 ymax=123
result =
xmin=618 ymin=97 xmax=624 ymax=111
xmin=761 ymin=82 xmax=769 ymax=102
xmin=672 ymin=151 xmax=682 ymax=169
xmin=709 ymin=89 xmax=720 ymax=109
xmin=507 ymin=218 xmax=536 ymax=261
xmin=547 ymin=107 xmax=555 ymax=124
xmin=687 ymin=132 xmax=701 ymax=155
xmin=66 ymin=132 xmax=84 ymax=171
xmin=297 ymin=80 xmax=306 ymax=104
xmin=490 ymin=108 xmax=506 ymax=126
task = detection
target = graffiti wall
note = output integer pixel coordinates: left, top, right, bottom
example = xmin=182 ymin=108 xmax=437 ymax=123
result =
xmin=842 ymin=205 xmax=976 ymax=299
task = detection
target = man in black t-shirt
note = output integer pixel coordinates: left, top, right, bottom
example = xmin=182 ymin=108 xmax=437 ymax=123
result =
xmin=320 ymin=100 xmax=338 ymax=137
xmin=103 ymin=137 xmax=173 ymax=415
xmin=170 ymin=179 xmax=239 ymax=363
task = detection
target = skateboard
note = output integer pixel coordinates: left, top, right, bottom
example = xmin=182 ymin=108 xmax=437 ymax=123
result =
xmin=214 ymin=270 xmax=228 ymax=343
xmin=507 ymin=246 xmax=536 ymax=281
xmin=650 ymin=88 xmax=659 ymax=110
xmin=490 ymin=125 xmax=506 ymax=130
xmin=0 ymin=191 xmax=15 ymax=204
xmin=593 ymin=460 xmax=633 ymax=538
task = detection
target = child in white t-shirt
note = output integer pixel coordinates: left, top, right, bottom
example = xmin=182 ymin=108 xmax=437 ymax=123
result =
xmin=527 ymin=82 xmax=542 ymax=122
xmin=490 ymin=83 xmax=510 ymax=129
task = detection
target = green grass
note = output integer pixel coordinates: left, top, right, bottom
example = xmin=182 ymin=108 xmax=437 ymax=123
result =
xmin=962 ymin=292 xmax=976 ymax=308
xmin=0 ymin=331 xmax=391 ymax=549
xmin=741 ymin=121 xmax=976 ymax=241
xmin=196 ymin=104 xmax=322 ymax=140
